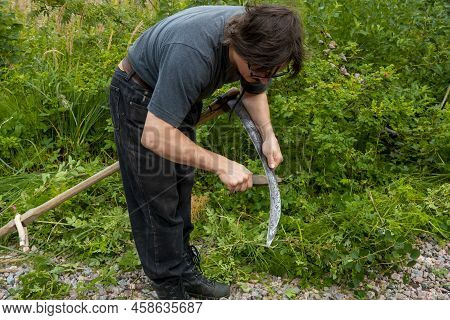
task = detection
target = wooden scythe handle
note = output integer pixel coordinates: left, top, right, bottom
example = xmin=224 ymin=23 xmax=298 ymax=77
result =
xmin=0 ymin=163 xmax=120 ymax=238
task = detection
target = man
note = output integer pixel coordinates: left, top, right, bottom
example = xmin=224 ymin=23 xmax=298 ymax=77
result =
xmin=109 ymin=4 xmax=304 ymax=299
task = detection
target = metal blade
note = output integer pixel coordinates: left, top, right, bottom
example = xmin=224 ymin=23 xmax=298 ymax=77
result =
xmin=231 ymin=99 xmax=282 ymax=246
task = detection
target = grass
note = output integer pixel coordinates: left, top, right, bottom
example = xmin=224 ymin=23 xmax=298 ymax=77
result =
xmin=0 ymin=0 xmax=448 ymax=299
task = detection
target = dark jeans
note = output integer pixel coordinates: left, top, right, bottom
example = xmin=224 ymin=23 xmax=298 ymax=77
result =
xmin=109 ymin=68 xmax=202 ymax=281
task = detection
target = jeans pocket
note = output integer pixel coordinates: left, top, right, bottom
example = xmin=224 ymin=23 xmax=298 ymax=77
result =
xmin=123 ymin=101 xmax=149 ymax=155
xmin=127 ymin=101 xmax=148 ymax=129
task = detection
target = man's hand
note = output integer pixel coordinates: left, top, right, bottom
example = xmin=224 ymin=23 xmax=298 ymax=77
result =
xmin=216 ymin=160 xmax=253 ymax=192
xmin=262 ymin=134 xmax=283 ymax=169
xmin=141 ymin=112 xmax=254 ymax=193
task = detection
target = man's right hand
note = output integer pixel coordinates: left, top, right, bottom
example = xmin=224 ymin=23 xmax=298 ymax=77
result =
xmin=141 ymin=112 xmax=253 ymax=192
xmin=216 ymin=160 xmax=253 ymax=192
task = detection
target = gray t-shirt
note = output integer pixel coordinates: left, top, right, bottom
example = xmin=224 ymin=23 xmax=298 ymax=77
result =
xmin=127 ymin=5 xmax=268 ymax=128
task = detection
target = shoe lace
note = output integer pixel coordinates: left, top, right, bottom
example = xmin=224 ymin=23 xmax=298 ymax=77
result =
xmin=187 ymin=245 xmax=203 ymax=273
xmin=186 ymin=245 xmax=216 ymax=287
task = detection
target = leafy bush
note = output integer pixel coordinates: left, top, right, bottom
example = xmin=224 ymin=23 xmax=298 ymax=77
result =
xmin=303 ymin=0 xmax=449 ymax=94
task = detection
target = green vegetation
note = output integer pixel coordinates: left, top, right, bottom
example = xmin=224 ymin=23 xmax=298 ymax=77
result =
xmin=1 ymin=0 xmax=448 ymax=298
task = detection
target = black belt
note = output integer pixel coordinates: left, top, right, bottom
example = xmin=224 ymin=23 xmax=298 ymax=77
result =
xmin=120 ymin=57 xmax=152 ymax=90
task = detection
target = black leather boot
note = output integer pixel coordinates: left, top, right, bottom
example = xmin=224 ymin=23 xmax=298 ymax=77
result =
xmin=152 ymin=277 xmax=190 ymax=300
xmin=182 ymin=245 xmax=230 ymax=299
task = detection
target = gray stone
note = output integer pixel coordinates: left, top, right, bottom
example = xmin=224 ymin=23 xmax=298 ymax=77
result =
xmin=6 ymin=275 xmax=14 ymax=286
xmin=417 ymin=291 xmax=427 ymax=299
xmin=385 ymin=289 xmax=395 ymax=299
xmin=437 ymin=293 xmax=448 ymax=299
xmin=391 ymin=273 xmax=401 ymax=281
xmin=118 ymin=279 xmax=128 ymax=287
xmin=14 ymin=269 xmax=25 ymax=278
xmin=82 ymin=267 xmax=92 ymax=275
xmin=367 ymin=291 xmax=376 ymax=299
xmin=334 ymin=293 xmax=345 ymax=300
xmin=415 ymin=277 xmax=424 ymax=283
xmin=112 ymin=287 xmax=121 ymax=295
xmin=395 ymin=293 xmax=408 ymax=300
xmin=252 ymin=290 xmax=263 ymax=300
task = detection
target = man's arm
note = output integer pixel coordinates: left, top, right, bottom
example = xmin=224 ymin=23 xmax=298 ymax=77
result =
xmin=242 ymin=91 xmax=283 ymax=169
xmin=141 ymin=112 xmax=253 ymax=192
xmin=242 ymin=91 xmax=274 ymax=139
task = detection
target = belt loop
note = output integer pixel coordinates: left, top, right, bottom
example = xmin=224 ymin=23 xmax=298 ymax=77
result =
xmin=122 ymin=57 xmax=151 ymax=90
xmin=125 ymin=70 xmax=135 ymax=82
xmin=122 ymin=57 xmax=135 ymax=82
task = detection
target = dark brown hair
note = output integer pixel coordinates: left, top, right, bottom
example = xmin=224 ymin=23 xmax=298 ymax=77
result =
xmin=224 ymin=4 xmax=305 ymax=76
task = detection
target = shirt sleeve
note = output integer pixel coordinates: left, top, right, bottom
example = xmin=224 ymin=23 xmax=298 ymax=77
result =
xmin=147 ymin=44 xmax=211 ymax=128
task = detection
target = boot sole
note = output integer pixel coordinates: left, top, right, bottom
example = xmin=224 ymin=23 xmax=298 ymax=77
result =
xmin=187 ymin=291 xmax=230 ymax=300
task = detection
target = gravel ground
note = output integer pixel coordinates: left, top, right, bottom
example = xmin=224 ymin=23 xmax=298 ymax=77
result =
xmin=1 ymin=237 xmax=448 ymax=300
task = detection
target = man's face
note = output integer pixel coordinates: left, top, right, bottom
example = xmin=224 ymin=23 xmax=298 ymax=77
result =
xmin=233 ymin=53 xmax=270 ymax=85
xmin=231 ymin=50 xmax=279 ymax=85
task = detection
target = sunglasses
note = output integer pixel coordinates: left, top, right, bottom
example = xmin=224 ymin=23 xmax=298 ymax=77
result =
xmin=248 ymin=63 xmax=291 ymax=80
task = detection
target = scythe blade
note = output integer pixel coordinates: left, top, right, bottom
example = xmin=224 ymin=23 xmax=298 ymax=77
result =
xmin=230 ymin=99 xmax=282 ymax=246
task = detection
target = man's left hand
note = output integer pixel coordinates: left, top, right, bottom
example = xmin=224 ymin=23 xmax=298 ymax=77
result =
xmin=262 ymin=134 xmax=283 ymax=170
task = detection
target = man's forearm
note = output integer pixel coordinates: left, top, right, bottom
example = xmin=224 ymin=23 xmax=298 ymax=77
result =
xmin=242 ymin=92 xmax=275 ymax=139
xmin=141 ymin=112 xmax=228 ymax=174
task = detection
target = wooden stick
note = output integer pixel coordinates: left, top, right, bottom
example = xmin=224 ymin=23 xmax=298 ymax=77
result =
xmin=0 ymin=162 xmax=120 ymax=238
xmin=0 ymin=267 xmax=19 ymax=273
xmin=0 ymin=258 xmax=27 ymax=265
xmin=14 ymin=214 xmax=29 ymax=252
xmin=0 ymin=88 xmax=239 ymax=238
xmin=197 ymin=88 xmax=239 ymax=125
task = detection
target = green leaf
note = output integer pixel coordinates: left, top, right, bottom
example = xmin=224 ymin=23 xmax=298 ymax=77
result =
xmin=410 ymin=249 xmax=420 ymax=260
